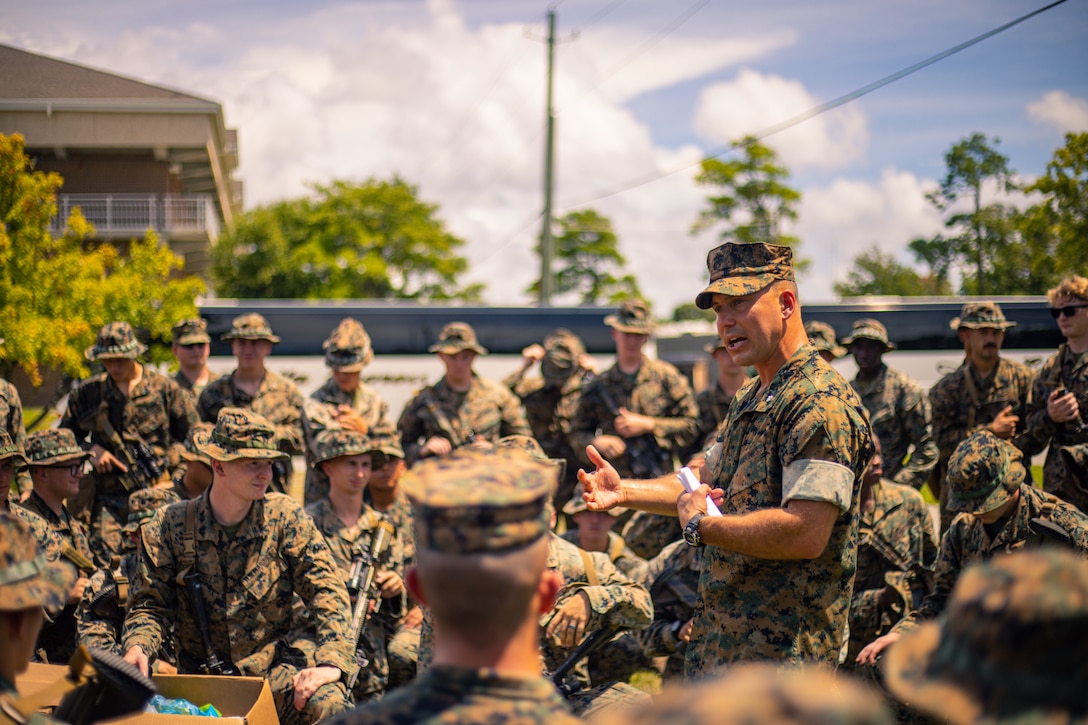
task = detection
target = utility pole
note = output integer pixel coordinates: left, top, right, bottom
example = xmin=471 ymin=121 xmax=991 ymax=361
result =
xmin=539 ymin=8 xmax=557 ymax=307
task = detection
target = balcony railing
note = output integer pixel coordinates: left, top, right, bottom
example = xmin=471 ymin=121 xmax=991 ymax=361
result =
xmin=52 ymin=194 xmax=220 ymax=239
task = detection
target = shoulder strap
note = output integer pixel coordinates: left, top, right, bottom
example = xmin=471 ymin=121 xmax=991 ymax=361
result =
xmin=175 ymin=497 xmax=200 ymax=586
xmin=578 ymin=549 xmax=600 ymax=587
xmin=112 ymin=554 xmax=130 ymax=608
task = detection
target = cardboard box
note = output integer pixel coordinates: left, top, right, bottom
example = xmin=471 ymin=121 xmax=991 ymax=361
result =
xmin=16 ymin=666 xmax=279 ymax=725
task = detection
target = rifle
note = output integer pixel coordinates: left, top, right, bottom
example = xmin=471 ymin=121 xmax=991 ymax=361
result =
xmin=858 ymin=523 xmax=933 ymax=612
xmin=345 ymin=520 xmax=395 ymax=690
xmin=423 ymin=399 xmax=474 ymax=450
xmin=91 ymin=400 xmax=164 ymax=492
xmin=182 ymin=570 xmax=238 ymax=676
xmin=547 ymin=626 xmax=621 ymax=698
xmin=584 ymin=374 xmax=668 ymax=479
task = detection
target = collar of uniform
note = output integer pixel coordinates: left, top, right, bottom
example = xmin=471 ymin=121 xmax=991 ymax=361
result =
xmin=864 ymin=479 xmax=907 ymax=528
xmin=435 ymin=373 xmax=480 ymax=399
xmin=735 ymin=342 xmax=820 ymax=415
xmin=195 ymin=489 xmax=267 ymax=543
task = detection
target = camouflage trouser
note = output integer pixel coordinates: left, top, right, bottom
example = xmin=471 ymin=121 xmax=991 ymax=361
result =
xmin=621 ymin=512 xmax=682 ymax=560
xmin=568 ymin=681 xmax=651 ymax=721
xmin=386 ymin=621 xmax=420 ymax=689
xmin=588 ymin=632 xmax=653 ymax=686
xmin=88 ymin=492 xmax=131 ymax=570
xmin=269 ymin=662 xmax=352 ymax=725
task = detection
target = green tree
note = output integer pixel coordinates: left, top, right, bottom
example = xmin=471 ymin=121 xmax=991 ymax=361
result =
xmin=670 ymin=302 xmax=714 ymax=322
xmin=527 ymin=209 xmax=642 ymax=304
xmin=213 ymin=177 xmax=482 ymax=301
xmin=692 ymin=137 xmax=801 ymax=248
xmin=920 ymin=133 xmax=1016 ymax=295
xmin=0 ymin=133 xmax=203 ymax=385
xmin=1023 ymin=131 xmax=1088 ymax=276
xmin=833 ymin=246 xmax=951 ymax=297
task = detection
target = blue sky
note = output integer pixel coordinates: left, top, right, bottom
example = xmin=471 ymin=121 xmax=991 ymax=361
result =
xmin=2 ymin=0 xmax=1086 ymax=313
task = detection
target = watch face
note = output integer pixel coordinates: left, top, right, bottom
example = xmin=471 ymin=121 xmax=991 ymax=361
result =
xmin=683 ymin=520 xmax=701 ymax=546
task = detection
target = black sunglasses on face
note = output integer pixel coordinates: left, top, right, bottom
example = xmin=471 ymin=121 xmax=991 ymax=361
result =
xmin=1050 ymin=304 xmax=1088 ymax=319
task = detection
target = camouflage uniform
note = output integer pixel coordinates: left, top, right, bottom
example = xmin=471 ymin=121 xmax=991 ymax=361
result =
xmin=638 ymin=539 xmax=704 ymax=681
xmin=695 ymin=342 xmax=872 ymax=674
xmin=805 ymin=320 xmax=847 ymax=360
xmin=398 ymin=323 xmax=532 ymax=465
xmin=844 ymin=320 xmax=938 ymax=490
xmin=885 ymin=548 xmax=1088 ymax=725
xmin=891 ymin=430 xmax=1088 ymax=636
xmin=682 ymin=379 xmax=735 ymax=463
xmin=559 ymin=529 xmax=646 ymax=580
xmin=166 ymin=421 xmax=214 ymax=501
xmin=18 ymin=429 xmax=96 ymax=664
xmin=333 ymin=447 xmax=581 ymax=725
xmin=846 ymin=478 xmax=937 ymax=667
xmin=0 ymin=431 xmax=63 ymax=563
xmin=1025 ymin=342 xmax=1088 ymax=512
xmin=1 ymin=377 xmax=32 ymax=499
xmin=123 ymin=409 xmax=354 ymax=725
xmin=171 ymin=317 xmax=218 ymax=400
xmin=61 ymin=322 xmax=196 ymax=568
xmin=570 ymin=302 xmax=698 ymax=558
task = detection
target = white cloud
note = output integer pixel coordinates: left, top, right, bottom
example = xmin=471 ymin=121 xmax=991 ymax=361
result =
xmin=691 ymin=68 xmax=869 ymax=171
xmin=1027 ymin=91 xmax=1088 ymax=133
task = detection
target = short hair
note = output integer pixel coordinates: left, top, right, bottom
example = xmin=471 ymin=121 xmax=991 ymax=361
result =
xmin=1047 ymin=275 xmax=1088 ymax=305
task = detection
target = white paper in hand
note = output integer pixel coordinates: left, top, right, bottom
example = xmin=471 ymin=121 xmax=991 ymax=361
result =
xmin=678 ymin=467 xmax=722 ymax=517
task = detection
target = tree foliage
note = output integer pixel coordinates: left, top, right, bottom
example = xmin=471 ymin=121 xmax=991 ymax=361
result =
xmin=213 ymin=177 xmax=482 ymax=301
xmin=527 ymin=209 xmax=642 ymax=305
xmin=833 ymin=246 xmax=951 ymax=297
xmin=1023 ymin=131 xmax=1088 ymax=276
xmin=0 ymin=133 xmax=204 ymax=385
xmin=692 ymin=137 xmax=801 ymax=249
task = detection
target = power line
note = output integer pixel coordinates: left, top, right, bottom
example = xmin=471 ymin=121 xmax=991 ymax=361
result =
xmin=559 ymin=0 xmax=1071 ymax=211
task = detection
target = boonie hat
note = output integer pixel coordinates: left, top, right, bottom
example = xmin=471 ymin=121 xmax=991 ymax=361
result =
xmin=85 ymin=321 xmax=147 ymax=361
xmin=25 ymin=429 xmax=91 ymax=468
xmin=541 ymin=329 xmax=585 ymax=382
xmin=123 ymin=487 xmax=181 ymax=534
xmin=945 ymin=429 xmax=1025 ymax=514
xmin=323 ymin=317 xmax=373 ymax=372
xmin=428 ymin=322 xmax=488 ymax=355
xmin=221 ymin=313 xmax=280 ymax=343
xmin=313 ymin=429 xmax=374 ymax=464
xmin=0 ymin=430 xmax=26 ymax=465
xmin=841 ymin=319 xmax=896 ymax=351
xmin=951 ymin=301 xmax=1016 ymax=331
xmin=403 ymin=447 xmax=557 ymax=555
xmin=694 ymin=242 xmax=795 ymax=310
xmin=0 ymin=513 xmax=78 ymax=612
xmin=195 ymin=408 xmax=289 ymax=462
xmin=805 ymin=320 xmax=846 ymax=359
xmin=604 ymin=300 xmax=656 ymax=335
xmin=180 ymin=423 xmax=214 ymax=466
xmin=884 ymin=548 xmax=1088 ymax=725
xmin=172 ymin=318 xmax=210 ymax=345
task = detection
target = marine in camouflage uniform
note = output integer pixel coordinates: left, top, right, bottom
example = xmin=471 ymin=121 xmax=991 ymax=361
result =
xmin=167 ymin=421 xmax=214 ymax=501
xmin=326 ymin=447 xmax=580 ymax=725
xmin=843 ymin=319 xmax=938 ymax=490
xmin=0 ymin=376 xmax=32 ymax=500
xmin=304 ymin=318 xmax=394 ymax=505
xmin=76 ymin=487 xmax=179 ymax=665
xmin=929 ymin=301 xmax=1038 ymax=531
xmin=397 ymin=322 xmax=531 ymax=465
xmin=805 ymin=319 xmax=847 ymax=364
xmin=845 ymin=437 xmax=937 ymax=669
xmin=884 ymin=548 xmax=1088 ymax=725
xmin=858 ymin=429 xmax=1088 ymax=666
xmin=0 ymin=432 xmax=62 ymax=564
xmin=570 ymin=300 xmax=698 ymax=559
xmin=170 ymin=318 xmax=218 ymax=401
xmin=122 ymin=409 xmax=354 ymax=725
xmin=504 ymin=329 xmax=594 ymax=510
xmin=580 ymin=242 xmax=874 ymax=678
xmin=197 ymin=313 xmax=305 ymax=494
xmin=680 ymin=339 xmax=750 ymax=464
xmin=637 ymin=538 xmax=704 ymax=682
xmin=60 ymin=322 xmax=195 ymax=568
xmin=304 ymin=429 xmax=408 ymax=703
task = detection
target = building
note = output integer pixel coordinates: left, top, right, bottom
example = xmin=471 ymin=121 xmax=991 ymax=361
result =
xmin=0 ymin=43 xmax=241 ymax=279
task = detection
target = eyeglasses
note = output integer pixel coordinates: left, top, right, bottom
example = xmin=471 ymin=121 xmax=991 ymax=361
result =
xmin=1049 ymin=304 xmax=1088 ymax=319
xmin=49 ymin=463 xmax=85 ymax=477
xmin=177 ymin=343 xmax=207 ymax=350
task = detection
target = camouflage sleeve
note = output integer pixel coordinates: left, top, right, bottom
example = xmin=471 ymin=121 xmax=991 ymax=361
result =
xmin=555 ymin=549 xmax=652 ymax=633
xmin=1009 ymin=365 xmax=1044 ymax=458
xmin=122 ymin=517 xmax=177 ymax=661
xmin=890 ymin=384 xmax=938 ymax=490
xmin=1052 ymin=503 xmax=1088 ymax=552
xmin=396 ymin=391 xmax=428 ymax=464
xmin=784 ymin=391 xmax=872 ymax=474
xmin=640 ymin=617 xmax=685 ymax=658
xmin=280 ymin=503 xmax=356 ymax=673
xmin=76 ymin=569 xmax=123 ymax=654
xmin=849 ymin=586 xmax=886 ymax=639
xmin=496 ymin=384 xmax=533 ymax=439
xmin=1023 ymin=354 xmax=1061 ymax=453
xmin=567 ymin=384 xmax=609 ymax=464
xmin=928 ymin=376 xmax=964 ymax=461
xmin=59 ymin=379 xmax=95 ymax=443
xmin=164 ymin=378 xmax=198 ymax=470
xmin=647 ymin=365 xmax=699 ymax=452
xmin=196 ymin=379 xmax=225 ymax=424
xmin=267 ymin=381 xmax=306 ymax=456
xmin=891 ymin=516 xmax=967 ymax=634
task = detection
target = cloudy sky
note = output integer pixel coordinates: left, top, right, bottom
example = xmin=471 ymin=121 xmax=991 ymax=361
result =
xmin=3 ymin=0 xmax=1087 ymax=314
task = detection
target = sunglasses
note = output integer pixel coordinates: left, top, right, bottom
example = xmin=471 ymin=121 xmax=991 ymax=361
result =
xmin=1049 ymin=304 xmax=1088 ymax=319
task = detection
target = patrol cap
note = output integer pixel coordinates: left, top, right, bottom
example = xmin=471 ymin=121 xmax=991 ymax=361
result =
xmin=180 ymin=422 xmax=214 ymax=466
xmin=884 ymin=548 xmax=1088 ymax=724
xmin=313 ymin=429 xmax=374 ymax=464
xmin=604 ymin=299 xmax=656 ymax=335
xmin=597 ymin=662 xmax=893 ymax=725
xmin=25 ymin=429 xmax=90 ymax=467
xmin=221 ymin=312 xmax=280 ymax=343
xmin=428 ymin=322 xmax=488 ymax=355
xmin=123 ymin=487 xmax=181 ymax=534
xmin=695 ymin=242 xmax=795 ymax=310
xmin=195 ymin=408 xmax=289 ymax=462
xmin=541 ymin=329 xmax=585 ymax=382
xmin=172 ymin=318 xmax=210 ymax=345
xmin=0 ymin=513 xmax=78 ymax=613
xmin=323 ymin=317 xmax=373 ymax=372
xmin=951 ymin=301 xmax=1016 ymax=331
xmin=0 ymin=430 xmax=25 ymax=465
xmin=945 ymin=429 xmax=1025 ymax=514
xmin=841 ymin=319 xmax=896 ymax=351
xmin=403 ymin=447 xmax=557 ymax=555
xmin=805 ymin=320 xmax=846 ymax=359
xmin=85 ymin=321 xmax=147 ymax=361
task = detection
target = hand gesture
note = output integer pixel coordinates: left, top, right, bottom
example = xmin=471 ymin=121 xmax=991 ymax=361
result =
xmin=988 ymin=404 xmax=1018 ymax=438
xmin=577 ymin=445 xmax=626 ymax=511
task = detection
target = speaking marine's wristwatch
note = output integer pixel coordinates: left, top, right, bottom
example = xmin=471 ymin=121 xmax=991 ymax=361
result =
xmin=682 ymin=512 xmax=706 ymax=547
